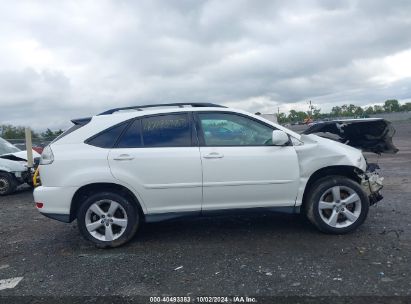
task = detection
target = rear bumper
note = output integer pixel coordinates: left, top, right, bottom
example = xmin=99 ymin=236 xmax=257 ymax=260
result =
xmin=40 ymin=212 xmax=71 ymax=223
xmin=33 ymin=186 xmax=79 ymax=221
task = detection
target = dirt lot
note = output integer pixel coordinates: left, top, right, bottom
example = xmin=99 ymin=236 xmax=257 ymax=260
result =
xmin=0 ymin=121 xmax=410 ymax=301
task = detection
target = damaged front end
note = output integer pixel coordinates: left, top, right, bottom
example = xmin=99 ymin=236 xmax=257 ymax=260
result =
xmin=303 ymin=118 xmax=398 ymax=206
xmin=303 ymin=118 xmax=398 ymax=154
xmin=358 ymin=164 xmax=384 ymax=205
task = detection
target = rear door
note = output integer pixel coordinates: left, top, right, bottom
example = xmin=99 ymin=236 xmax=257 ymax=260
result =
xmin=108 ymin=113 xmax=203 ymax=214
xmin=195 ymin=111 xmax=300 ymax=211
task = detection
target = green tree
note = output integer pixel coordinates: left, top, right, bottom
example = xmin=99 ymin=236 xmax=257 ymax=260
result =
xmin=296 ymin=111 xmax=307 ymax=122
xmin=0 ymin=124 xmax=39 ymax=139
xmin=365 ymin=106 xmax=374 ymax=115
xmin=312 ymin=106 xmax=321 ymax=119
xmin=383 ymin=99 xmax=400 ymax=112
xmin=288 ymin=110 xmax=299 ymax=122
xmin=41 ymin=128 xmax=55 ymax=139
xmin=347 ymin=104 xmax=358 ymax=116
xmin=331 ymin=106 xmax=342 ymax=117
xmin=354 ymin=107 xmax=364 ymax=117
xmin=373 ymin=105 xmax=384 ymax=113
xmin=400 ymin=102 xmax=411 ymax=112
xmin=277 ymin=113 xmax=288 ymax=124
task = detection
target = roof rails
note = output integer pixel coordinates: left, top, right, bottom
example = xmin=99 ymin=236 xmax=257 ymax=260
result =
xmin=98 ymin=102 xmax=226 ymax=115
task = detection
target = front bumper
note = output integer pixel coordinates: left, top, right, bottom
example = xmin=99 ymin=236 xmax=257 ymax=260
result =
xmin=360 ymin=163 xmax=384 ymax=205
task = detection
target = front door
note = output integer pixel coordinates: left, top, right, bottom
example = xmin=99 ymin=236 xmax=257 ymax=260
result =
xmin=196 ymin=112 xmax=300 ymax=211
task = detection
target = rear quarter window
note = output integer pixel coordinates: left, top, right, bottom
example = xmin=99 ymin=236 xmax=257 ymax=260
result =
xmin=116 ymin=119 xmax=143 ymax=148
xmin=86 ymin=122 xmax=129 ymax=148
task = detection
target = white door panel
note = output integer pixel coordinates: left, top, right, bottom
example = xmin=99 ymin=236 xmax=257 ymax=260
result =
xmin=109 ymin=147 xmax=203 ymax=214
xmin=200 ymin=146 xmax=300 ymax=210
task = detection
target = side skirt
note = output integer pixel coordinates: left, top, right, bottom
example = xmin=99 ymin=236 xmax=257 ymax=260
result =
xmin=145 ymin=206 xmax=300 ymax=223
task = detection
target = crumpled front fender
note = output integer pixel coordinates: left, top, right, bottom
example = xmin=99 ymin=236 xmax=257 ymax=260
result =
xmin=294 ymin=134 xmax=366 ymax=206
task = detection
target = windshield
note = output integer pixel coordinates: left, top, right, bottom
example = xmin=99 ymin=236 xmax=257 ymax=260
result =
xmin=0 ymin=137 xmax=21 ymax=155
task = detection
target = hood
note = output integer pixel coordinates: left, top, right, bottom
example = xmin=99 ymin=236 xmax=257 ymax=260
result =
xmin=0 ymin=150 xmax=41 ymax=161
xmin=302 ymin=118 xmax=398 ymax=154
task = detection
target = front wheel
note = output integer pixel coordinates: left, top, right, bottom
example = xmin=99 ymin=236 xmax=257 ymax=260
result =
xmin=77 ymin=192 xmax=140 ymax=248
xmin=305 ymin=176 xmax=369 ymax=234
xmin=0 ymin=172 xmax=18 ymax=196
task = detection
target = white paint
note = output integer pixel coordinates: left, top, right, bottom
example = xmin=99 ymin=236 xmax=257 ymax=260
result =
xmin=200 ymin=145 xmax=299 ymax=210
xmin=35 ymin=106 xmax=366 ymax=219
xmin=0 ymin=277 xmax=23 ymax=291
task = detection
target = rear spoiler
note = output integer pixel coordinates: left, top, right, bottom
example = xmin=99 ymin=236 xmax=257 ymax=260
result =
xmin=71 ymin=117 xmax=91 ymax=125
xmin=51 ymin=117 xmax=92 ymax=144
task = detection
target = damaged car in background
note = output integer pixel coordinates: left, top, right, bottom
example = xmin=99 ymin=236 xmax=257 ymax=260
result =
xmin=0 ymin=137 xmax=40 ymax=195
xmin=303 ymin=118 xmax=398 ymax=205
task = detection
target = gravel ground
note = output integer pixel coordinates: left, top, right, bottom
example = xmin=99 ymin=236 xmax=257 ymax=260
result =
xmin=0 ymin=121 xmax=410 ymax=301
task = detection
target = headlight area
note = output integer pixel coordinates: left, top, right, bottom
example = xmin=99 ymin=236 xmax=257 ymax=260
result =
xmin=358 ymin=163 xmax=384 ymax=205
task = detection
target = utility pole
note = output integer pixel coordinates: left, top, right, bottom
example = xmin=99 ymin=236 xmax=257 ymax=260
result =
xmin=25 ymin=127 xmax=33 ymax=168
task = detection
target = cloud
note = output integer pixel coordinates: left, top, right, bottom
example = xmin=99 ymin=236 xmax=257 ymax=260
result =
xmin=0 ymin=0 xmax=410 ymax=130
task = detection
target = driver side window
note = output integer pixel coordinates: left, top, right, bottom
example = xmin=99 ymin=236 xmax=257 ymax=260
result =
xmin=198 ymin=112 xmax=274 ymax=146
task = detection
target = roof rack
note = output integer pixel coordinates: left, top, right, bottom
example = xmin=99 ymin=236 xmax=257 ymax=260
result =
xmin=98 ymin=102 xmax=226 ymax=115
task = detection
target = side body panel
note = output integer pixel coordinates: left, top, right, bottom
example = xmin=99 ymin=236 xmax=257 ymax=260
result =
xmin=200 ymin=146 xmax=300 ymax=210
xmin=108 ymin=147 xmax=203 ymax=214
xmin=36 ymin=143 xmax=148 ymax=214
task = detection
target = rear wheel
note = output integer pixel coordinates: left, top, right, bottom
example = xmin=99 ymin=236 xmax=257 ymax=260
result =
xmin=77 ymin=192 xmax=140 ymax=248
xmin=305 ymin=176 xmax=369 ymax=234
xmin=0 ymin=172 xmax=18 ymax=196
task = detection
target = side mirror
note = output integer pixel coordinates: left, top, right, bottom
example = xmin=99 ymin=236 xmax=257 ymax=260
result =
xmin=272 ymin=130 xmax=289 ymax=146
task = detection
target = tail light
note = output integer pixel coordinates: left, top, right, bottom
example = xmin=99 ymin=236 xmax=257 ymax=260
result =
xmin=40 ymin=145 xmax=54 ymax=165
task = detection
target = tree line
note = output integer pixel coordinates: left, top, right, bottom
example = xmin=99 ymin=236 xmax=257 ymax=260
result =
xmin=276 ymin=99 xmax=411 ymax=124
xmin=0 ymin=125 xmax=63 ymax=140
xmin=1 ymin=99 xmax=410 ymax=138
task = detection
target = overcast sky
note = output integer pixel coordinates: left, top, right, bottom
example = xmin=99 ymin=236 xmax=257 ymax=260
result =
xmin=1 ymin=0 xmax=411 ymax=130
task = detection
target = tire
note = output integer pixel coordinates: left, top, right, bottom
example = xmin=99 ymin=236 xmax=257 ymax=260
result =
xmin=77 ymin=192 xmax=140 ymax=248
xmin=305 ymin=175 xmax=369 ymax=234
xmin=0 ymin=172 xmax=18 ymax=196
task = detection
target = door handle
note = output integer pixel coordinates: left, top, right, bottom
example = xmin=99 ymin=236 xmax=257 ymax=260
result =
xmin=203 ymin=152 xmax=224 ymax=159
xmin=113 ymin=154 xmax=135 ymax=161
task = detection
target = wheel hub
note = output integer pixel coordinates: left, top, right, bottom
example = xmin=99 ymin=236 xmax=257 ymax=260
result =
xmin=0 ymin=179 xmax=8 ymax=192
xmin=318 ymin=185 xmax=362 ymax=228
xmin=85 ymin=200 xmax=128 ymax=242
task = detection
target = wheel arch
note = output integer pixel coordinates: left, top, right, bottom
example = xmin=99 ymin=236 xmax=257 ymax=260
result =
xmin=70 ymin=182 xmax=145 ymax=222
xmin=301 ymin=165 xmax=362 ymax=210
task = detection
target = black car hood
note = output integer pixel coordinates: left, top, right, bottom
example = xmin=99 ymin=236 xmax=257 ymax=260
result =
xmin=302 ymin=118 xmax=399 ymax=154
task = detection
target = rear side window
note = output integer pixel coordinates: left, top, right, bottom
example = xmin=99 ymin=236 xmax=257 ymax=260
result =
xmin=117 ymin=120 xmax=143 ymax=148
xmin=142 ymin=114 xmax=191 ymax=147
xmin=87 ymin=122 xmax=129 ymax=148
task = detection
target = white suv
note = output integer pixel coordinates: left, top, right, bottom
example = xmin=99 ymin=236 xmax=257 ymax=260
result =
xmin=34 ymin=103 xmax=385 ymax=248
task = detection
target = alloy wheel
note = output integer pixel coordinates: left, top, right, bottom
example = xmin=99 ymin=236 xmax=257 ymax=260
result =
xmin=85 ymin=200 xmax=128 ymax=241
xmin=0 ymin=178 xmax=9 ymax=194
xmin=318 ymin=185 xmax=362 ymax=228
